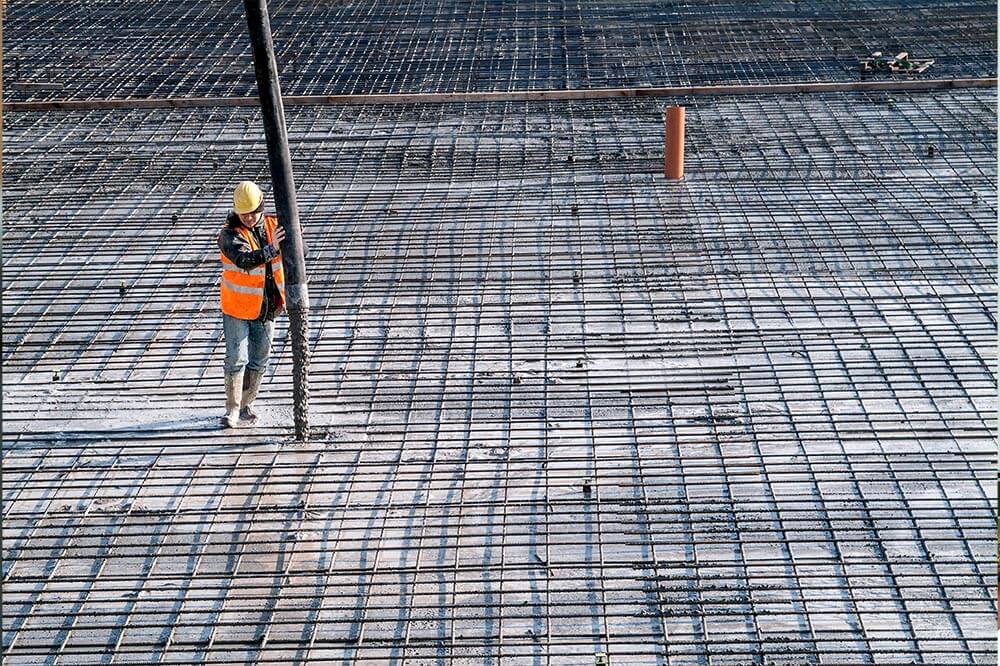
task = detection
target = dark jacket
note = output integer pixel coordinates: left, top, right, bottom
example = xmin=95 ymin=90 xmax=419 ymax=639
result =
xmin=219 ymin=212 xmax=281 ymax=321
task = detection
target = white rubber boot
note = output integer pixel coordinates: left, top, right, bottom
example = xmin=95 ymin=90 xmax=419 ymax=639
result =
xmin=223 ymin=370 xmax=243 ymax=428
xmin=240 ymin=369 xmax=264 ymax=424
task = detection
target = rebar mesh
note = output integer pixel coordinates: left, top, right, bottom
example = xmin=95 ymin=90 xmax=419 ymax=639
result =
xmin=3 ymin=0 xmax=996 ymax=103
xmin=2 ymin=0 xmax=997 ymax=663
xmin=4 ymin=88 xmax=995 ymax=663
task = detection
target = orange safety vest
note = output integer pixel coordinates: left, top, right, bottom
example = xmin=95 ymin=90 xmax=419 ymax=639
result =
xmin=220 ymin=215 xmax=286 ymax=319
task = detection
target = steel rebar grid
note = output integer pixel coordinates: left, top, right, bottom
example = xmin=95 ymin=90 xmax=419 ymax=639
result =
xmin=3 ymin=0 xmax=997 ymax=105
xmin=4 ymin=0 xmax=999 ymax=652
xmin=4 ymin=86 xmax=996 ymax=664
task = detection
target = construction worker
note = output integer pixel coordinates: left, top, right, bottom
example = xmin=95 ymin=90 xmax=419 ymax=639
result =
xmin=218 ymin=181 xmax=286 ymax=427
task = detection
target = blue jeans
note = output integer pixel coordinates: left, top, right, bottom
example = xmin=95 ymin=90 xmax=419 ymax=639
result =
xmin=223 ymin=314 xmax=275 ymax=376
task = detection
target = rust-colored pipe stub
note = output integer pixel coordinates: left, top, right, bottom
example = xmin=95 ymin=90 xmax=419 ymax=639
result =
xmin=664 ymin=106 xmax=685 ymax=180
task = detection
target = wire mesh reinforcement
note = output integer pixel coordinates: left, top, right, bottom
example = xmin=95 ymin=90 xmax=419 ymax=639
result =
xmin=3 ymin=0 xmax=996 ymax=103
xmin=3 ymin=0 xmax=998 ymax=659
xmin=4 ymin=85 xmax=996 ymax=664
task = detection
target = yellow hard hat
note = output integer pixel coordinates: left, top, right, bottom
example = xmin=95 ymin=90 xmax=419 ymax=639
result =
xmin=232 ymin=181 xmax=264 ymax=214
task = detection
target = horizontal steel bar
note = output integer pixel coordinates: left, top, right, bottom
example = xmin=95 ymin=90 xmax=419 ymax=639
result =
xmin=6 ymin=78 xmax=998 ymax=112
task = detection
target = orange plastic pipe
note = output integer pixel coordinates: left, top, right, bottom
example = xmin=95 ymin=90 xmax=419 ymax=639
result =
xmin=664 ymin=106 xmax=685 ymax=179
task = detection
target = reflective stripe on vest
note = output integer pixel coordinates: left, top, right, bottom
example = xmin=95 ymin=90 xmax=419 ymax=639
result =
xmin=220 ymin=215 xmax=286 ymax=319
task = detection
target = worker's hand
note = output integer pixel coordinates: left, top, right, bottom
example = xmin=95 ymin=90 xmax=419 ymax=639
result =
xmin=270 ymin=225 xmax=286 ymax=251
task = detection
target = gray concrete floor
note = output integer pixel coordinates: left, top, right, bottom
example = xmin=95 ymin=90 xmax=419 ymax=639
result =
xmin=3 ymin=2 xmax=997 ymax=664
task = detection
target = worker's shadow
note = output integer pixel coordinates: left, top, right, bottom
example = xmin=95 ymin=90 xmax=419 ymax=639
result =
xmin=100 ymin=415 xmax=223 ymax=434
